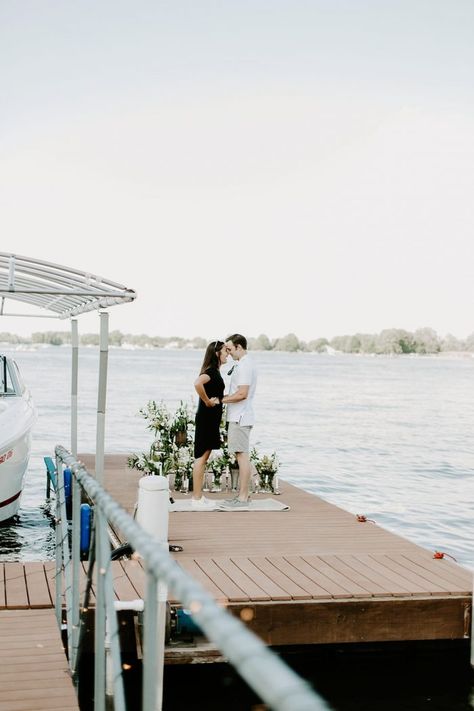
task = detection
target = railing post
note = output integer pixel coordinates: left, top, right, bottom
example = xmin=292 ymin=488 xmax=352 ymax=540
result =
xmin=94 ymin=506 xmax=107 ymax=711
xmin=101 ymin=522 xmax=126 ymax=711
xmin=54 ymin=455 xmax=63 ymax=629
xmin=71 ymin=473 xmax=81 ymax=672
xmin=136 ymin=476 xmax=170 ymax=711
xmin=58 ymin=465 xmax=74 ymax=666
xmin=142 ymin=572 xmax=159 ymax=711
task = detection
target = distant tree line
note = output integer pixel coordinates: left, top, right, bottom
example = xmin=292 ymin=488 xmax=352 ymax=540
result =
xmin=1 ymin=327 xmax=474 ymax=354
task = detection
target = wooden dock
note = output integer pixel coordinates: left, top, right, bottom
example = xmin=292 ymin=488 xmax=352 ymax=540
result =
xmin=1 ymin=452 xmax=471 ymax=683
xmin=81 ymin=454 xmax=472 ymax=648
xmin=0 ymin=608 xmax=78 ymax=711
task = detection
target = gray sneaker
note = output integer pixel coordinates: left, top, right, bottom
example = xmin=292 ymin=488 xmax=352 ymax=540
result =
xmin=223 ymin=495 xmax=251 ymax=504
xmin=217 ymin=498 xmax=251 ymax=511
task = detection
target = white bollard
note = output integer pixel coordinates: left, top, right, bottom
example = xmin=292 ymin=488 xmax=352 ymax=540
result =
xmin=136 ymin=475 xmax=169 ymax=548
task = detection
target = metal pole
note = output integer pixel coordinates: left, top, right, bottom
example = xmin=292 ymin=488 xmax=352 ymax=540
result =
xmin=136 ymin=476 xmax=170 ymax=711
xmin=54 ymin=455 xmax=63 ymax=629
xmin=71 ymin=475 xmax=81 ymax=672
xmin=94 ymin=311 xmax=109 ymax=709
xmin=95 ymin=311 xmax=109 ymax=485
xmin=94 ymin=506 xmax=107 ymax=711
xmin=142 ymin=572 xmax=159 ymax=711
xmin=101 ymin=524 xmax=126 ymax=711
xmin=58 ymin=465 xmax=73 ymax=666
xmin=71 ymin=319 xmax=79 ymax=458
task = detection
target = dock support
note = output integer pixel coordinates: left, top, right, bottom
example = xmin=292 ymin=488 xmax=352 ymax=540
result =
xmin=137 ymin=476 xmax=170 ymax=711
xmin=71 ymin=474 xmax=81 ymax=671
xmin=71 ymin=319 xmax=78 ymax=458
xmin=95 ymin=311 xmax=109 ymax=485
xmin=93 ymin=310 xmax=111 ymax=709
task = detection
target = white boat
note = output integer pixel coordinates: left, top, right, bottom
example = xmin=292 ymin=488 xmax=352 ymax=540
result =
xmin=0 ymin=355 xmax=36 ymax=522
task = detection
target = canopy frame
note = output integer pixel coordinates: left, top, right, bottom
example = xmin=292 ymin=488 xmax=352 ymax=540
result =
xmin=0 ymin=252 xmax=136 ymax=472
xmin=0 ymin=252 xmax=136 ymax=319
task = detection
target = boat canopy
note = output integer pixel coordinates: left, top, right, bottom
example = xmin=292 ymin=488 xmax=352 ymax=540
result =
xmin=0 ymin=253 xmax=136 ymax=319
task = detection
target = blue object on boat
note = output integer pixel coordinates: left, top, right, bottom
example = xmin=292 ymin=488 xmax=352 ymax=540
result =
xmin=63 ymin=467 xmax=72 ymax=499
xmin=80 ymin=503 xmax=92 ymax=557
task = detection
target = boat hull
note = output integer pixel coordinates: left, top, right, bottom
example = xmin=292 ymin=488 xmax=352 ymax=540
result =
xmin=0 ymin=395 xmax=36 ymax=523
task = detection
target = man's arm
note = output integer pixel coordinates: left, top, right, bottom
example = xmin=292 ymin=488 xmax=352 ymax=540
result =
xmin=222 ymin=385 xmax=249 ymax=404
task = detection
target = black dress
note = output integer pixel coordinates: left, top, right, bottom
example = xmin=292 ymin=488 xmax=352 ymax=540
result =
xmin=194 ymin=366 xmax=225 ymax=458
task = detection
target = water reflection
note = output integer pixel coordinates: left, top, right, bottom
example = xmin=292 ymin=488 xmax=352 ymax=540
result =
xmin=0 ymin=500 xmax=55 ymax=561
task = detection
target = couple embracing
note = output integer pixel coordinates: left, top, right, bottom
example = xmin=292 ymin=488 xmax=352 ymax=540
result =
xmin=192 ymin=333 xmax=257 ymax=511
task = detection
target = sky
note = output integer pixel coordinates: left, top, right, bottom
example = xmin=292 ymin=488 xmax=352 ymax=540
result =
xmin=1 ymin=0 xmax=473 ymax=342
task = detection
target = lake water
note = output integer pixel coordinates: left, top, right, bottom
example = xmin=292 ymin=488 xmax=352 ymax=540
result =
xmin=2 ymin=346 xmax=474 ymax=569
xmin=1 ymin=345 xmax=474 ymax=710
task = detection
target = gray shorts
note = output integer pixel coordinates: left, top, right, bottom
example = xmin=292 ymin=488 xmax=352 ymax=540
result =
xmin=227 ymin=422 xmax=252 ymax=453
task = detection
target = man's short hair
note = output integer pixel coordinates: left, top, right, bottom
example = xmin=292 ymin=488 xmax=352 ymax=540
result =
xmin=226 ymin=333 xmax=247 ymax=350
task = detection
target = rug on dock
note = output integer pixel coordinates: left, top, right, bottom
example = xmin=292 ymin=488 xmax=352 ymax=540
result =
xmin=169 ymin=498 xmax=290 ymax=512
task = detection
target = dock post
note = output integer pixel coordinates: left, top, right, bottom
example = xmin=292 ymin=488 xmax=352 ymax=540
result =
xmin=136 ymin=475 xmax=169 ymax=711
xmin=71 ymin=472 xmax=81 ymax=672
xmin=71 ymin=319 xmax=78 ymax=458
xmin=54 ymin=456 xmax=63 ymax=629
xmin=95 ymin=311 xmax=109 ymax=485
xmin=94 ymin=506 xmax=108 ymax=711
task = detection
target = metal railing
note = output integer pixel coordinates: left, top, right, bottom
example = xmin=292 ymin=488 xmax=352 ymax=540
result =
xmin=52 ymin=444 xmax=329 ymax=711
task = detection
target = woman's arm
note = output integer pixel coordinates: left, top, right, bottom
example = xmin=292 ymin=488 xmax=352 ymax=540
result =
xmin=194 ymin=373 xmax=218 ymax=407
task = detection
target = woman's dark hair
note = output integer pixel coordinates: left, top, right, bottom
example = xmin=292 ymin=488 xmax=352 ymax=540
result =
xmin=200 ymin=340 xmax=224 ymax=374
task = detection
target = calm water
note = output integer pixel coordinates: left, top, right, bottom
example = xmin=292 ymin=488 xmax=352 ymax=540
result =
xmin=2 ymin=346 xmax=474 ymax=710
xmin=2 ymin=346 xmax=473 ymax=568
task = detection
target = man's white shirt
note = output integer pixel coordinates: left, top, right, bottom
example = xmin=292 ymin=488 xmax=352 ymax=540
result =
xmin=225 ymin=354 xmax=257 ymax=426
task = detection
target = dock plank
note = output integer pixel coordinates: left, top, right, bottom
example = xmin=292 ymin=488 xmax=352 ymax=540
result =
xmin=249 ymin=556 xmax=313 ymax=600
xmin=302 ymin=555 xmax=374 ymax=598
xmin=194 ymin=558 xmax=250 ymax=602
xmin=23 ymin=562 xmax=52 ymax=608
xmin=121 ymin=558 xmax=146 ymax=599
xmin=112 ymin=560 xmax=143 ymax=601
xmin=350 ymin=554 xmax=419 ymax=596
xmin=230 ymin=557 xmax=293 ymax=601
xmin=375 ymin=554 xmax=455 ymax=595
xmin=401 ymin=551 xmax=472 ymax=592
xmin=4 ymin=562 xmax=29 ymax=608
xmin=266 ymin=556 xmax=334 ymax=599
xmin=212 ymin=557 xmax=271 ymax=601
xmin=175 ymin=559 xmax=229 ymax=604
xmin=0 ymin=608 xmax=78 ymax=710
xmin=322 ymin=555 xmax=395 ymax=597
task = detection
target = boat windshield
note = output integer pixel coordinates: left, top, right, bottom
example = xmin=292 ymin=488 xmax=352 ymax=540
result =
xmin=0 ymin=356 xmax=18 ymax=396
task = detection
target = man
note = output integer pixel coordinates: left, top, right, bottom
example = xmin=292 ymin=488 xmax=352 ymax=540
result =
xmin=219 ymin=333 xmax=257 ymax=510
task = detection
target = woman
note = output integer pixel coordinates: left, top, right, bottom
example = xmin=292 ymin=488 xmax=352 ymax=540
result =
xmin=191 ymin=340 xmax=227 ymax=509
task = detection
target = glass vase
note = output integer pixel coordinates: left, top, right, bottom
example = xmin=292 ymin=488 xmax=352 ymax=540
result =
xmin=211 ymin=475 xmax=222 ymax=492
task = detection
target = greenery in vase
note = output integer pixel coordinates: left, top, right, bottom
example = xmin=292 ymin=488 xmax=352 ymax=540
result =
xmin=207 ymin=453 xmax=227 ymax=485
xmin=170 ymin=400 xmax=194 ymax=444
xmin=251 ymin=448 xmax=279 ymax=491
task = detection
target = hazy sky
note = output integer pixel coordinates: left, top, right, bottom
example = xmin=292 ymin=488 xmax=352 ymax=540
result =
xmin=1 ymin=1 xmax=473 ymax=341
